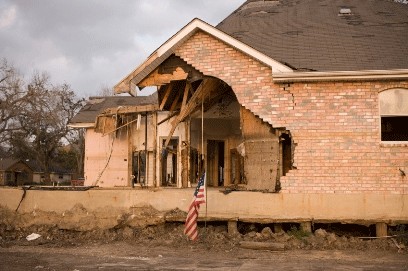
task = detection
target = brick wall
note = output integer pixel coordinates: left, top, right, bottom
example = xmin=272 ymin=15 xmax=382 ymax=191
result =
xmin=175 ymin=31 xmax=408 ymax=194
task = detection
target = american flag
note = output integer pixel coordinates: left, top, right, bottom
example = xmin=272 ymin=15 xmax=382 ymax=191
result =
xmin=184 ymin=172 xmax=206 ymax=241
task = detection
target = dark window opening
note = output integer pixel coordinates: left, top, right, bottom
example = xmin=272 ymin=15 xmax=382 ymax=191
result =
xmin=381 ymin=116 xmax=408 ymax=141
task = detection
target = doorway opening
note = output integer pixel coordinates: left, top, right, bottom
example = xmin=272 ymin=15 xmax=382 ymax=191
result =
xmin=132 ymin=151 xmax=146 ymax=185
xmin=207 ymin=140 xmax=225 ymax=187
xmin=161 ymin=138 xmax=178 ymax=187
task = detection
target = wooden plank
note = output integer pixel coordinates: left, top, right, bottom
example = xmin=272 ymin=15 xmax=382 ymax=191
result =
xmin=239 ymin=241 xmax=285 ymax=251
xmin=102 ymin=104 xmax=158 ymax=115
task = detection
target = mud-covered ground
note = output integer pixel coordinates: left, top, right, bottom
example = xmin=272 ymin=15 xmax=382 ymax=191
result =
xmin=1 ymin=205 xmax=407 ymax=270
xmin=1 ymin=223 xmax=408 ymax=270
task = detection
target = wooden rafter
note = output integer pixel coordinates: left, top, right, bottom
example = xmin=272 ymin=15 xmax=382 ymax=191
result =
xmin=159 ymin=83 xmax=173 ymax=110
xmin=180 ymin=82 xmax=191 ymax=112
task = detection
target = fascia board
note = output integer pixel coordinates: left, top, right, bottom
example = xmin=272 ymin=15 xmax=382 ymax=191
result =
xmin=273 ymin=69 xmax=408 ymax=83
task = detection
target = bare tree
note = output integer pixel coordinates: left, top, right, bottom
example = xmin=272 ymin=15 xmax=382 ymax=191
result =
xmin=11 ymin=72 xmax=85 ymax=182
xmin=98 ymin=84 xmax=114 ymax=96
xmin=0 ymin=59 xmax=34 ymax=146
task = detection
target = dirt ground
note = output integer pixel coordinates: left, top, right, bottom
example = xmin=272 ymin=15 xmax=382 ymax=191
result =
xmin=1 ymin=205 xmax=408 ymax=270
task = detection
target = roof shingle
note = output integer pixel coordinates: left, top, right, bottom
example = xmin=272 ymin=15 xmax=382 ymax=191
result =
xmin=217 ymin=0 xmax=408 ymax=71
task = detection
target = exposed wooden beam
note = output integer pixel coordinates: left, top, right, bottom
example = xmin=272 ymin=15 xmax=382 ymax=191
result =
xmin=159 ymin=83 xmax=173 ymax=110
xmin=138 ymin=67 xmax=188 ymax=87
xmin=180 ymin=82 xmax=191 ymax=112
xmin=101 ymin=104 xmax=158 ymax=116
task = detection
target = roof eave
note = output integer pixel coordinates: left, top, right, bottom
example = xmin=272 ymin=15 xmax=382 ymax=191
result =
xmin=114 ymin=18 xmax=292 ymax=95
xmin=273 ymin=69 xmax=408 ymax=83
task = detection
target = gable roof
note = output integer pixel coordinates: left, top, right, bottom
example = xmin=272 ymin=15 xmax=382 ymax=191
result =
xmin=114 ymin=18 xmax=292 ymax=95
xmin=0 ymin=158 xmax=20 ymax=171
xmin=69 ymin=93 xmax=158 ymax=127
xmin=217 ymin=0 xmax=408 ymax=72
xmin=0 ymin=158 xmax=32 ymax=171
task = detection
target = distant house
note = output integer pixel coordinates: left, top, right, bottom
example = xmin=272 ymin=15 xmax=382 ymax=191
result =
xmin=0 ymin=158 xmax=33 ymax=186
xmin=25 ymin=160 xmax=74 ymax=186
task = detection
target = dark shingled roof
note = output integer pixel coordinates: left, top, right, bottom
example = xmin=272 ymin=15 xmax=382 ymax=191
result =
xmin=0 ymin=158 xmax=20 ymax=171
xmin=217 ymin=0 xmax=408 ymax=71
xmin=70 ymin=93 xmax=158 ymax=124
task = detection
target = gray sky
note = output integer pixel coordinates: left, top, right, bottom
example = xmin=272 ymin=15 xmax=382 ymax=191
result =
xmin=0 ymin=0 xmax=244 ymax=98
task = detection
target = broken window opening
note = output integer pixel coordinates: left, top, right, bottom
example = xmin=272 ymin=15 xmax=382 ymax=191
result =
xmin=189 ymin=147 xmax=204 ymax=184
xmin=280 ymin=132 xmax=293 ymax=176
xmin=132 ymin=151 xmax=146 ymax=185
xmin=160 ymin=138 xmax=178 ymax=187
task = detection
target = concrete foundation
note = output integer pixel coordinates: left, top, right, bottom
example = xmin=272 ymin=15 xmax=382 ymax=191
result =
xmin=1 ymin=187 xmax=407 ymax=225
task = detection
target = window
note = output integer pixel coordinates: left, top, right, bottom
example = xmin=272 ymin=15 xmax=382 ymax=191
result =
xmin=379 ymin=88 xmax=408 ymax=142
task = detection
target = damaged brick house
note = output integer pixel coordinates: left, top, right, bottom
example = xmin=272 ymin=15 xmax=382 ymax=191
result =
xmin=70 ymin=0 xmax=407 ymax=235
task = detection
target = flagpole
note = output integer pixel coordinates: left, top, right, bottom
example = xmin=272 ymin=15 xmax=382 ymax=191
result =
xmin=202 ymin=90 xmax=207 ymax=232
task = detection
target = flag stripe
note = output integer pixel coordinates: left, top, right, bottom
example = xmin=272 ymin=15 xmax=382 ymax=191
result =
xmin=184 ymin=172 xmax=206 ymax=241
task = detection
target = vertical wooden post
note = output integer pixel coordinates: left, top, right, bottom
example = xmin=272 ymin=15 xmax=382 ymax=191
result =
xmin=376 ymin=222 xmax=388 ymax=237
xmin=300 ymin=222 xmax=312 ymax=233
xmin=153 ymin=112 xmax=157 ymax=187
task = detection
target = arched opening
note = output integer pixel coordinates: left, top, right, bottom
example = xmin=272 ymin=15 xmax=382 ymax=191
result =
xmin=134 ymin=54 xmax=293 ymax=191
xmin=156 ymin=74 xmax=292 ymax=191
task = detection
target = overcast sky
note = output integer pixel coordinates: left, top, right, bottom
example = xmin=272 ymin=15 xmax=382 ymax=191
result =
xmin=0 ymin=0 xmax=244 ymax=98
